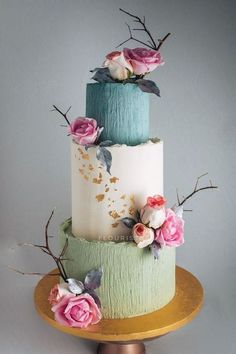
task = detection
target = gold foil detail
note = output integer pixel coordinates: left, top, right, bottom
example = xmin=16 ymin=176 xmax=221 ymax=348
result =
xmin=93 ymin=178 xmax=102 ymax=184
xmin=110 ymin=177 xmax=119 ymax=184
xmin=120 ymin=194 xmax=126 ymax=200
xmin=129 ymin=207 xmax=136 ymax=216
xmin=109 ymin=210 xmax=120 ymax=219
xmin=112 ymin=222 xmax=119 ymax=228
xmin=120 ymin=209 xmax=126 ymax=214
xmin=89 ymin=164 xmax=94 ymax=171
xmin=105 ymin=187 xmax=110 ymax=192
xmin=82 ymin=153 xmax=89 ymax=160
xmin=96 ymin=194 xmax=105 ymax=202
xmin=79 ymin=168 xmax=84 ymax=175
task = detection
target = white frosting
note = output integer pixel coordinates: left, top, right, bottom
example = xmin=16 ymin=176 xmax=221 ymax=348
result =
xmin=71 ymin=139 xmax=163 ymax=241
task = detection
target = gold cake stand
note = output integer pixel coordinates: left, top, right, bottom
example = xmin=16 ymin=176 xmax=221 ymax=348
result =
xmin=34 ymin=266 xmax=204 ymax=354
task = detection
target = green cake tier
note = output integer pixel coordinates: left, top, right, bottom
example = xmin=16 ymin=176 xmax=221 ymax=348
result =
xmin=60 ymin=219 xmax=176 ymax=319
xmin=86 ymin=83 xmax=149 ymax=146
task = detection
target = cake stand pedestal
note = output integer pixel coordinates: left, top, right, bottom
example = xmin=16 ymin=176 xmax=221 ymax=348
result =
xmin=34 ymin=266 xmax=203 ymax=354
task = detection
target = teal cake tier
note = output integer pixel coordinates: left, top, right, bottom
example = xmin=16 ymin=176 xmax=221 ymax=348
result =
xmin=60 ymin=219 xmax=176 ymax=319
xmin=86 ymin=83 xmax=149 ymax=146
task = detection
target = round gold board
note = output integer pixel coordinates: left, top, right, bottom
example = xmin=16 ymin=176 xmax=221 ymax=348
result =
xmin=34 ymin=266 xmax=204 ymax=342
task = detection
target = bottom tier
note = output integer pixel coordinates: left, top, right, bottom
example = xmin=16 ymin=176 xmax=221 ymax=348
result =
xmin=60 ymin=219 xmax=176 ymax=319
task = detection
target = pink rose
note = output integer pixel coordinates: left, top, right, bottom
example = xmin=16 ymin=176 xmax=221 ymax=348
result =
xmin=123 ymin=47 xmax=164 ymax=75
xmin=103 ymin=51 xmax=133 ymax=80
xmin=48 ymin=283 xmax=71 ymax=306
xmin=68 ymin=117 xmax=103 ymax=145
xmin=155 ymin=208 xmax=184 ymax=247
xmin=132 ymin=223 xmax=154 ymax=248
xmin=52 ymin=293 xmax=102 ymax=328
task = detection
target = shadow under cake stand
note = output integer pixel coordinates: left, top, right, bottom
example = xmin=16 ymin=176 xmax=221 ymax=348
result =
xmin=34 ymin=266 xmax=204 ymax=354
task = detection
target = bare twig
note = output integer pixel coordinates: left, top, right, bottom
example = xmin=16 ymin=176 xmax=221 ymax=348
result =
xmin=118 ymin=8 xmax=171 ymax=51
xmin=177 ymin=174 xmax=218 ymax=207
xmin=8 ymin=267 xmax=60 ymax=277
xmin=52 ymin=105 xmax=71 ymax=126
xmin=17 ymin=210 xmax=69 ymax=282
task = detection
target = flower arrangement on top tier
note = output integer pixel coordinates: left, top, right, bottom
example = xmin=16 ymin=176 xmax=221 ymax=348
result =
xmin=91 ymin=8 xmax=171 ymax=97
xmin=121 ymin=173 xmax=218 ymax=259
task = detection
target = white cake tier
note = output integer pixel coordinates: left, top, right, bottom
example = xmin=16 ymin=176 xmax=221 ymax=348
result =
xmin=71 ymin=138 xmax=163 ymax=241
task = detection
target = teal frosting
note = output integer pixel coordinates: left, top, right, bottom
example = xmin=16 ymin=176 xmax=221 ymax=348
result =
xmin=86 ymin=83 xmax=149 ymax=146
xmin=60 ymin=219 xmax=176 ymax=319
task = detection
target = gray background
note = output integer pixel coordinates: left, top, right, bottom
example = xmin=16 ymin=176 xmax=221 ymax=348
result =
xmin=0 ymin=0 xmax=235 ymax=353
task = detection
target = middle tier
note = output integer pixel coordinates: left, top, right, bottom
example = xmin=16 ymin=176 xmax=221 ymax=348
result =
xmin=71 ymin=138 xmax=163 ymax=241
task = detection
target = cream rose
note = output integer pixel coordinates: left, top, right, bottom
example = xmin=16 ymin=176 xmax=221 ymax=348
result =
xmin=132 ymin=223 xmax=154 ymax=248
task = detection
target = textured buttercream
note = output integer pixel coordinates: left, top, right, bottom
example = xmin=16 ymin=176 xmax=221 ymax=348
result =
xmin=60 ymin=219 xmax=176 ymax=319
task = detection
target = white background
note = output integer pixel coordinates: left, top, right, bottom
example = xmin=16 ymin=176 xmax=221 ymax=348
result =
xmin=0 ymin=0 xmax=235 ymax=353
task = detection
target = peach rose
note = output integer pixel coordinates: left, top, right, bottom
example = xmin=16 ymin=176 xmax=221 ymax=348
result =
xmin=48 ymin=283 xmax=70 ymax=306
xmin=124 ymin=47 xmax=164 ymax=75
xmin=103 ymin=51 xmax=133 ymax=80
xmin=155 ymin=208 xmax=184 ymax=247
xmin=52 ymin=293 xmax=102 ymax=328
xmin=132 ymin=223 xmax=154 ymax=248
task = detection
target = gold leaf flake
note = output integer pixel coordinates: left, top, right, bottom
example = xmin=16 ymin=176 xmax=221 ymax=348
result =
xmin=84 ymin=175 xmax=89 ymax=181
xmin=120 ymin=194 xmax=126 ymax=200
xmin=110 ymin=177 xmax=119 ymax=184
xmin=79 ymin=169 xmax=84 ymax=175
xmin=88 ymin=164 xmax=94 ymax=171
xmin=129 ymin=207 xmax=136 ymax=216
xmin=112 ymin=222 xmax=119 ymax=228
xmin=105 ymin=187 xmax=110 ymax=192
xmin=78 ymin=147 xmax=84 ymax=155
xmin=93 ymin=178 xmax=102 ymax=184
xmin=120 ymin=209 xmax=126 ymax=214
xmin=82 ymin=153 xmax=89 ymax=160
xmin=96 ymin=194 xmax=105 ymax=202
xmin=109 ymin=210 xmax=120 ymax=219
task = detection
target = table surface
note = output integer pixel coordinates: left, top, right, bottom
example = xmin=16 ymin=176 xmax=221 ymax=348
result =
xmin=34 ymin=266 xmax=204 ymax=342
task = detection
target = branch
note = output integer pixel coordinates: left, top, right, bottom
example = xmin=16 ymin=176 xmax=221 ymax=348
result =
xmin=17 ymin=210 xmax=69 ymax=282
xmin=157 ymin=32 xmax=171 ymax=51
xmin=8 ymin=267 xmax=60 ymax=277
xmin=177 ymin=174 xmax=218 ymax=207
xmin=119 ymin=8 xmax=157 ymax=49
xmin=116 ymin=23 xmax=154 ymax=49
xmin=52 ymin=105 xmax=71 ymax=126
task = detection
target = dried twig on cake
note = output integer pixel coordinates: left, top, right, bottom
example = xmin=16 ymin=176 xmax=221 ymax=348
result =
xmin=10 ymin=210 xmax=69 ymax=282
xmin=176 ymin=173 xmax=218 ymax=208
xmin=117 ymin=8 xmax=171 ymax=50
xmin=51 ymin=105 xmax=71 ymax=126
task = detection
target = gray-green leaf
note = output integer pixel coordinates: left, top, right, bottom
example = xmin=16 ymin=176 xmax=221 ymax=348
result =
xmin=84 ymin=268 xmax=103 ymax=290
xmin=136 ymin=79 xmax=160 ymax=97
xmin=96 ymin=146 xmax=112 ymax=174
xmin=91 ymin=68 xmax=116 ymax=83
xmin=150 ymin=242 xmax=161 ymax=260
xmin=121 ymin=217 xmax=137 ymax=229
xmin=99 ymin=140 xmax=113 ymax=147
xmin=67 ymin=278 xmax=85 ymax=295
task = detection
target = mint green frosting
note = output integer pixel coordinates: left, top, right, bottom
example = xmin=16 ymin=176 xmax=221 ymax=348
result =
xmin=86 ymin=83 xmax=149 ymax=146
xmin=60 ymin=219 xmax=176 ymax=319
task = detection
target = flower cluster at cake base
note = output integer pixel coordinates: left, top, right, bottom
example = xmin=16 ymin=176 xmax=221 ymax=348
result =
xmin=48 ymin=268 xmax=103 ymax=328
xmin=121 ymin=195 xmax=184 ymax=259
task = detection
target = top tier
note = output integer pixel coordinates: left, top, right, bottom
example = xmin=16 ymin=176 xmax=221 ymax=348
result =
xmin=86 ymin=83 xmax=149 ymax=146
